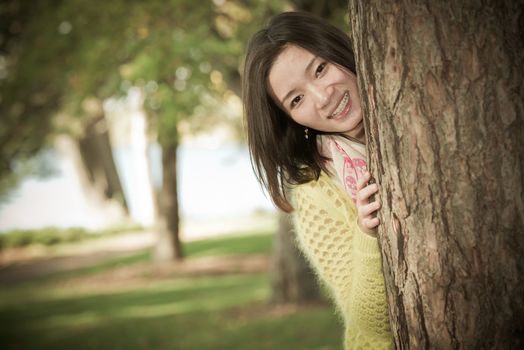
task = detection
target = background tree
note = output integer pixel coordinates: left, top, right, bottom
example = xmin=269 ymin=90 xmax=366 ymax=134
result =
xmin=118 ymin=0 xmax=290 ymax=260
xmin=0 ymin=0 xmax=136 ymax=205
xmin=349 ymin=0 xmax=524 ymax=347
xmin=1 ymin=0 xmax=286 ymax=260
xmin=0 ymin=0 xmax=74 ymax=198
xmin=270 ymin=210 xmax=320 ymax=303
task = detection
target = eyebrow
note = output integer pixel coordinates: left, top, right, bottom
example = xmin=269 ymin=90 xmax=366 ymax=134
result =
xmin=280 ymin=55 xmax=318 ymax=106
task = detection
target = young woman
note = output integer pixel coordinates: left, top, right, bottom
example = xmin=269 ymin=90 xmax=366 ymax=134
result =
xmin=242 ymin=11 xmax=393 ymax=349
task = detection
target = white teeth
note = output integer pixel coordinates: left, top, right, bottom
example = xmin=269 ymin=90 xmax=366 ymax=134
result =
xmin=331 ymin=92 xmax=349 ymax=117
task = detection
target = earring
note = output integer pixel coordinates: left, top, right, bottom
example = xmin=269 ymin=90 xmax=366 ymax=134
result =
xmin=304 ymin=127 xmax=309 ymax=140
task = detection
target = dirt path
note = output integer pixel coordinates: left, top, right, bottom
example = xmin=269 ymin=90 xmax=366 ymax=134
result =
xmin=0 ymin=231 xmax=155 ymax=286
xmin=0 ymin=230 xmax=270 ymax=287
xmin=50 ymin=254 xmax=270 ymax=293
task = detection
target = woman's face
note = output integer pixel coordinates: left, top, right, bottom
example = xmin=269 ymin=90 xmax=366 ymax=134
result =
xmin=268 ymin=44 xmax=363 ymax=139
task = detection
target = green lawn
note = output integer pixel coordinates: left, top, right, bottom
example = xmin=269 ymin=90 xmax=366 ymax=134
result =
xmin=0 ymin=232 xmax=344 ymax=350
xmin=183 ymin=230 xmax=275 ymax=257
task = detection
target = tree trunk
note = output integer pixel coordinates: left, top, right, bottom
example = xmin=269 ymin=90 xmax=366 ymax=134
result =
xmin=349 ymin=1 xmax=524 ymax=348
xmin=290 ymin=0 xmax=346 ymax=18
xmin=153 ymin=142 xmax=183 ymax=261
xmin=78 ymin=114 xmax=128 ymax=212
xmin=270 ymin=210 xmax=321 ymax=304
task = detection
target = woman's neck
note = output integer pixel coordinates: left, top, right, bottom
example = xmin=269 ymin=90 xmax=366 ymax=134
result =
xmin=343 ymin=121 xmax=366 ymax=144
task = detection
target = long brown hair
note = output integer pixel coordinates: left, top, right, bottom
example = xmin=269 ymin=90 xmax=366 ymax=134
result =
xmin=242 ymin=11 xmax=357 ymax=212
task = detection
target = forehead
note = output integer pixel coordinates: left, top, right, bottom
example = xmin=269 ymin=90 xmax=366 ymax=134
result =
xmin=268 ymin=45 xmax=315 ymax=101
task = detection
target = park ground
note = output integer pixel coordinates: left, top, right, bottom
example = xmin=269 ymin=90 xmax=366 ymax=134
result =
xmin=0 ymin=226 xmax=344 ymax=350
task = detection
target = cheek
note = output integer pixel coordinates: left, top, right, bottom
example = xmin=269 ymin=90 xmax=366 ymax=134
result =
xmin=290 ymin=113 xmax=307 ymax=126
xmin=290 ymin=110 xmax=314 ymax=128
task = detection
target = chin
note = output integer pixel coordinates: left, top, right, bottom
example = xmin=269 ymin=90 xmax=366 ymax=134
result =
xmin=342 ymin=119 xmax=364 ymax=137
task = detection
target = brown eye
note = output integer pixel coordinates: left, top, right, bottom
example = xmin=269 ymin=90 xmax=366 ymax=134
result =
xmin=315 ymin=62 xmax=327 ymax=77
xmin=290 ymin=95 xmax=302 ymax=108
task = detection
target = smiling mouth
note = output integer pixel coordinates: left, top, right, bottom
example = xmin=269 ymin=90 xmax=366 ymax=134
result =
xmin=328 ymin=91 xmax=350 ymax=119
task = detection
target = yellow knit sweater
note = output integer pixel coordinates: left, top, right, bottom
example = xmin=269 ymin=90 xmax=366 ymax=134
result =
xmin=292 ymin=172 xmax=393 ymax=349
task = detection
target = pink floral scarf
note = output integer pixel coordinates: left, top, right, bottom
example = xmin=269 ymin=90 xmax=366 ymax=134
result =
xmin=318 ymin=135 xmax=368 ymax=203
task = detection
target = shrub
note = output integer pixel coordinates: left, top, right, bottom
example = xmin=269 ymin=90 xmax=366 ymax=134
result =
xmin=0 ymin=224 xmax=142 ymax=249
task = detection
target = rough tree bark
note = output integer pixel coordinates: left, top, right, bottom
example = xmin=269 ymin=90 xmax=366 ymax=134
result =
xmin=349 ymin=1 xmax=524 ymax=348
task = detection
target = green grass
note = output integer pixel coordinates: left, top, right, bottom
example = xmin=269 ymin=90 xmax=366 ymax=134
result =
xmin=0 ymin=274 xmax=343 ymax=350
xmin=9 ymin=231 xmax=274 ymax=287
xmin=0 ymin=232 xmax=344 ymax=350
xmin=184 ymin=230 xmax=274 ymax=257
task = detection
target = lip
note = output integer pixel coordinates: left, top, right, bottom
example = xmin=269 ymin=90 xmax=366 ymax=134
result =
xmin=328 ymin=91 xmax=351 ymax=120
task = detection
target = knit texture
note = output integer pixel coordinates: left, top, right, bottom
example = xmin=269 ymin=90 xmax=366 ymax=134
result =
xmin=292 ymin=172 xmax=393 ymax=350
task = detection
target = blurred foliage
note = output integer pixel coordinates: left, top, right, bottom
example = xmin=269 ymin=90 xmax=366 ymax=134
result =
xmin=0 ymin=0 xmax=348 ymax=198
xmin=0 ymin=227 xmax=87 ymax=248
xmin=0 ymin=0 xmax=291 ymax=199
xmin=0 ymin=223 xmax=143 ymax=249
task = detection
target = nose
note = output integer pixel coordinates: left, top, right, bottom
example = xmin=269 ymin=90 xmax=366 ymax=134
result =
xmin=306 ymin=82 xmax=330 ymax=109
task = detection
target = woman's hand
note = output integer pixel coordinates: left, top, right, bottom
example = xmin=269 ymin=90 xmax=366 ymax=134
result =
xmin=356 ymin=172 xmax=381 ymax=237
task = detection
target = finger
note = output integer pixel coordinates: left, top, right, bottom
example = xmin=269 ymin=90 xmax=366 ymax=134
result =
xmin=357 ymin=183 xmax=379 ymax=203
xmin=366 ymin=217 xmax=380 ymax=228
xmin=357 ymin=172 xmax=371 ymax=191
xmin=361 ymin=217 xmax=379 ymax=231
xmin=359 ymin=200 xmax=381 ymax=218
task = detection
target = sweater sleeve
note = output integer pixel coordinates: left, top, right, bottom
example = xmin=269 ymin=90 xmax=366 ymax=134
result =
xmin=291 ymin=173 xmax=392 ymax=350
